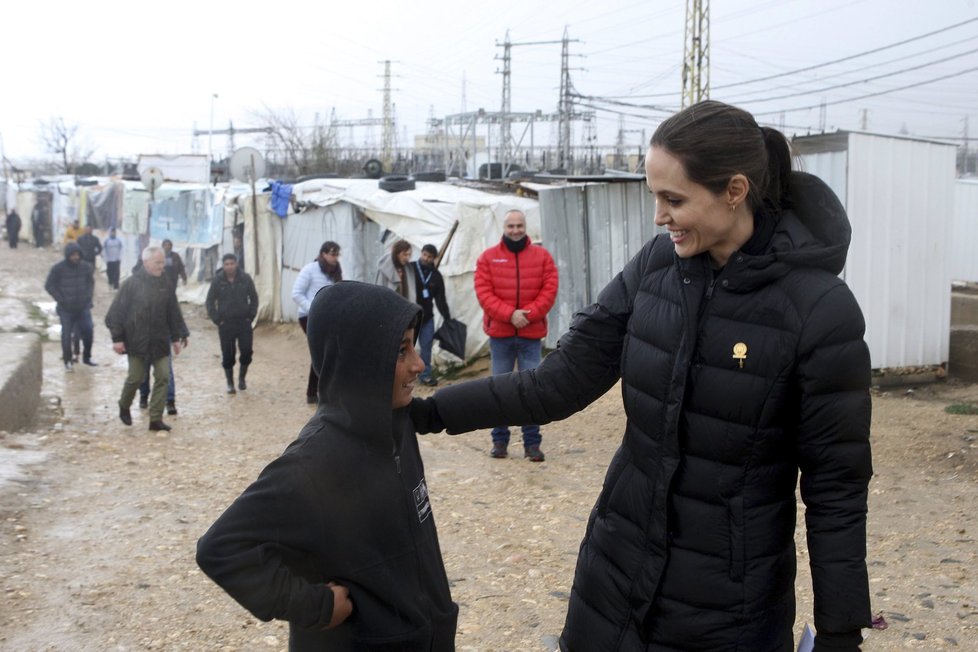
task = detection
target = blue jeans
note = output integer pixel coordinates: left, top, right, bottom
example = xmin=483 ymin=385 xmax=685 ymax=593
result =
xmin=58 ymin=307 xmax=93 ymax=363
xmin=489 ymin=336 xmax=542 ymax=447
xmin=140 ymin=352 xmax=175 ymax=403
xmin=418 ymin=318 xmax=435 ymax=381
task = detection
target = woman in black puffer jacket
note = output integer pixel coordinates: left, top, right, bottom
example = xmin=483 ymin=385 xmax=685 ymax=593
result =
xmin=413 ymin=100 xmax=873 ymax=651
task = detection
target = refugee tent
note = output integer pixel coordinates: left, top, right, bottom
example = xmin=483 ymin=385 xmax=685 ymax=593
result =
xmin=233 ymin=177 xmax=539 ymax=362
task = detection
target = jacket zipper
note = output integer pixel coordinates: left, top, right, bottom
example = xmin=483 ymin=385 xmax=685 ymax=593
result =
xmin=514 ymin=250 xmax=521 ymax=335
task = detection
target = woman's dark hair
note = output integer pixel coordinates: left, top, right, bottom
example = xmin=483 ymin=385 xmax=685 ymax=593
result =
xmin=390 ymin=240 xmax=412 ymax=268
xmin=319 ymin=241 xmax=341 ymax=256
xmin=650 ymin=100 xmax=792 ymax=212
xmin=318 ymin=241 xmax=342 ymax=282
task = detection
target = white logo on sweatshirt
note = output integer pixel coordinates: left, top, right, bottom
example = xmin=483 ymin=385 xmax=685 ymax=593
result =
xmin=413 ymin=478 xmax=432 ymax=523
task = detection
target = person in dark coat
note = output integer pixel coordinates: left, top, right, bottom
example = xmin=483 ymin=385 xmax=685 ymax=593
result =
xmin=206 ymin=253 xmax=259 ymax=394
xmin=76 ymin=225 xmax=102 ymax=264
xmin=411 ymin=101 xmax=873 ymax=652
xmin=197 ymin=281 xmax=458 ymax=651
xmin=6 ymin=209 xmax=21 ymax=248
xmin=412 ymin=243 xmax=452 ymax=386
xmin=105 ymin=246 xmax=190 ymax=432
xmin=44 ymin=242 xmax=96 ymax=370
xmin=161 ymin=238 xmax=187 ymax=288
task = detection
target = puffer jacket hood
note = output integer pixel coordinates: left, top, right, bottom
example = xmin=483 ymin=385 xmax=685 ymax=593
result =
xmin=63 ymin=242 xmax=82 ymax=261
xmin=307 ymin=281 xmax=421 ymax=445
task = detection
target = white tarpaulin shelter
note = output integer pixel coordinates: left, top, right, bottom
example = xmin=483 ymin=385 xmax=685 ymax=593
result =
xmin=235 ymin=178 xmax=539 ymax=362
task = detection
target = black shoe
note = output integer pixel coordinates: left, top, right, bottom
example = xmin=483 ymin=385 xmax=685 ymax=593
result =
xmin=138 ymin=396 xmax=148 ymax=409
xmin=119 ymin=407 xmax=132 ymax=426
xmin=82 ymin=359 xmax=97 ymax=367
xmin=64 ymin=361 xmax=74 ymax=372
xmin=524 ymin=445 xmax=546 ymax=462
xmin=225 ymin=368 xmax=236 ymax=394
xmin=490 ymin=442 xmax=508 ymax=459
xmin=166 ymin=401 xmax=177 ymax=416
xmin=306 ymin=395 xmax=318 ymax=404
xmin=148 ymin=420 xmax=172 ymax=432
xmin=238 ymin=364 xmax=248 ymax=391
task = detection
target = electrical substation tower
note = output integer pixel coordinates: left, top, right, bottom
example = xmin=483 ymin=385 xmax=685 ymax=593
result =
xmin=557 ymin=27 xmax=585 ymax=169
xmin=496 ymin=30 xmax=566 ymax=173
xmin=681 ymin=0 xmax=710 ymax=108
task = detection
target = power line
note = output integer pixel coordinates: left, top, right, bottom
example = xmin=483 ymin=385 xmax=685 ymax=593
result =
xmin=715 ymin=16 xmax=978 ymax=91
xmin=727 ymin=46 xmax=978 ymax=104
xmin=753 ymin=65 xmax=978 ymax=116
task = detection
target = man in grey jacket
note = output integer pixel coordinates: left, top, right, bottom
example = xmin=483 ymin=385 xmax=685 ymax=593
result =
xmin=105 ymin=246 xmax=190 ymax=432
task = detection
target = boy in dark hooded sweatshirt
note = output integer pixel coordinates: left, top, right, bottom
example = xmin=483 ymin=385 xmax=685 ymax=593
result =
xmin=196 ymin=281 xmax=458 ymax=651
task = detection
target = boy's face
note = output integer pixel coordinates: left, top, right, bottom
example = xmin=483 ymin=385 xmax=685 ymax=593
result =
xmin=392 ymin=328 xmax=424 ymax=408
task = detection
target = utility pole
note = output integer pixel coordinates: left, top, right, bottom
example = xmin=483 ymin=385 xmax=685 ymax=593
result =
xmin=819 ymin=98 xmax=827 ymax=132
xmin=860 ymin=108 xmax=869 ymax=131
xmin=557 ymin=26 xmax=584 ymax=170
xmin=681 ymin=0 xmax=709 ymax=108
xmin=380 ymin=60 xmax=395 ymax=171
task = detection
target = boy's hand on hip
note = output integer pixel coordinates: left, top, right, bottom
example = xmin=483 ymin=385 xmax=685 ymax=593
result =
xmin=327 ymin=582 xmax=353 ymax=628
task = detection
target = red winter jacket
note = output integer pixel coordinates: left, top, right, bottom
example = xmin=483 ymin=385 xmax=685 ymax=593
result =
xmin=474 ymin=238 xmax=558 ymax=340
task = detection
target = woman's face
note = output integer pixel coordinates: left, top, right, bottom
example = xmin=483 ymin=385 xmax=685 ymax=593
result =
xmin=392 ymin=329 xmax=424 ymax=408
xmin=644 ymin=146 xmax=752 ymax=268
xmin=396 ymin=248 xmax=412 ymax=266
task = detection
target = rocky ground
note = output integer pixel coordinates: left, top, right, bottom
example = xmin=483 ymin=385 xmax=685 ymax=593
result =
xmin=0 ymin=244 xmax=976 ymax=651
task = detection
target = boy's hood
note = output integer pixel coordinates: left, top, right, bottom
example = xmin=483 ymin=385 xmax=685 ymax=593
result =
xmin=63 ymin=242 xmax=82 ymax=261
xmin=306 ymin=281 xmax=421 ymax=444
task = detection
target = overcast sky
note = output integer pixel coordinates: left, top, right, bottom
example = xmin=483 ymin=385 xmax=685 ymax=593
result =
xmin=2 ymin=0 xmax=976 ymax=164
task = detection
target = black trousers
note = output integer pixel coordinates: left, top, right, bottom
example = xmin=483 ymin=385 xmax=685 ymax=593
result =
xmin=298 ymin=316 xmax=319 ymax=398
xmin=218 ymin=319 xmax=253 ymax=369
xmin=106 ymin=261 xmax=121 ymax=289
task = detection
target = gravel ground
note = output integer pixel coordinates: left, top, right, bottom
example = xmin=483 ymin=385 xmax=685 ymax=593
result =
xmin=1 ymin=245 xmax=976 ymax=651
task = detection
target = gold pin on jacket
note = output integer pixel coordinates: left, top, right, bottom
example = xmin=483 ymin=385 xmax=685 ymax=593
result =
xmin=732 ymin=342 xmax=747 ymax=368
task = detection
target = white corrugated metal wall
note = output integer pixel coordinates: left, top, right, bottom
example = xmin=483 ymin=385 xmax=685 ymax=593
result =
xmin=797 ymin=132 xmax=957 ymax=369
xmin=951 ymin=179 xmax=978 ymax=282
xmin=539 ymin=180 xmax=659 ymax=349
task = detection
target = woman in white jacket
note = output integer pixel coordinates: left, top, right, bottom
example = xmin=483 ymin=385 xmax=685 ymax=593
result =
xmin=291 ymin=241 xmax=342 ymax=403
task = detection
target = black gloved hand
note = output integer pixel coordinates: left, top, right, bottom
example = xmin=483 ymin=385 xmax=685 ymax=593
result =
xmin=813 ymin=630 xmax=862 ymax=652
xmin=409 ymin=397 xmax=445 ymax=434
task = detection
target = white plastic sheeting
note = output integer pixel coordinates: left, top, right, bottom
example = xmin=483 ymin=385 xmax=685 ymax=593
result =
xmin=237 ymin=178 xmax=539 ymax=361
xmin=795 ymin=131 xmax=958 ymax=369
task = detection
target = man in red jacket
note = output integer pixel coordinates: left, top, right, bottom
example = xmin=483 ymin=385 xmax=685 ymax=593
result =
xmin=474 ymin=209 xmax=558 ymax=462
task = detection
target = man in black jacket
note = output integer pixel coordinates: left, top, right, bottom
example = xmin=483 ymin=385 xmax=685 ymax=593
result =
xmin=412 ymin=244 xmax=452 ymax=386
xmin=197 ymin=282 xmax=458 ymax=651
xmin=44 ymin=242 xmax=96 ymax=370
xmin=105 ymin=246 xmax=190 ymax=432
xmin=6 ymin=209 xmax=21 ymax=248
xmin=206 ymin=254 xmax=259 ymax=394
xmin=76 ymin=225 xmax=102 ymax=264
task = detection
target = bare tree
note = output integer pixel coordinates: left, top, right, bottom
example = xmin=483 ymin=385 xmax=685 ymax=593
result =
xmin=39 ymin=116 xmax=93 ymax=174
xmin=253 ymin=106 xmax=339 ymax=177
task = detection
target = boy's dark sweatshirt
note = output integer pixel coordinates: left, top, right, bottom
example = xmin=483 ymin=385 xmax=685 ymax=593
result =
xmin=196 ymin=281 xmax=458 ymax=651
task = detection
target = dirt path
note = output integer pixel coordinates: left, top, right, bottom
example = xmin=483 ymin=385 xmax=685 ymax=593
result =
xmin=0 ymin=245 xmax=975 ymax=651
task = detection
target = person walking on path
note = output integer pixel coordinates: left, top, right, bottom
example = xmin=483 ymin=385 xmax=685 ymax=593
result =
xmin=411 ymin=101 xmax=873 ymax=651
xmin=62 ymin=220 xmax=83 ymax=245
xmin=291 ymin=241 xmax=342 ymax=404
xmin=197 ymin=281 xmax=458 ymax=651
xmin=412 ymin=244 xmax=452 ymax=386
xmin=44 ymin=242 xmax=96 ymax=371
xmin=474 ymin=209 xmax=558 ymax=462
xmin=31 ymin=203 xmax=47 ymax=248
xmin=162 ymin=239 xmax=188 ymax=288
xmin=103 ymin=227 xmax=123 ymax=289
xmin=6 ymin=209 xmax=22 ymax=248
xmin=76 ymin=225 xmax=102 ymax=264
xmin=206 ymin=253 xmax=259 ymax=394
xmin=105 ymin=246 xmax=190 ymax=432
xmin=375 ymin=239 xmax=414 ymax=298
